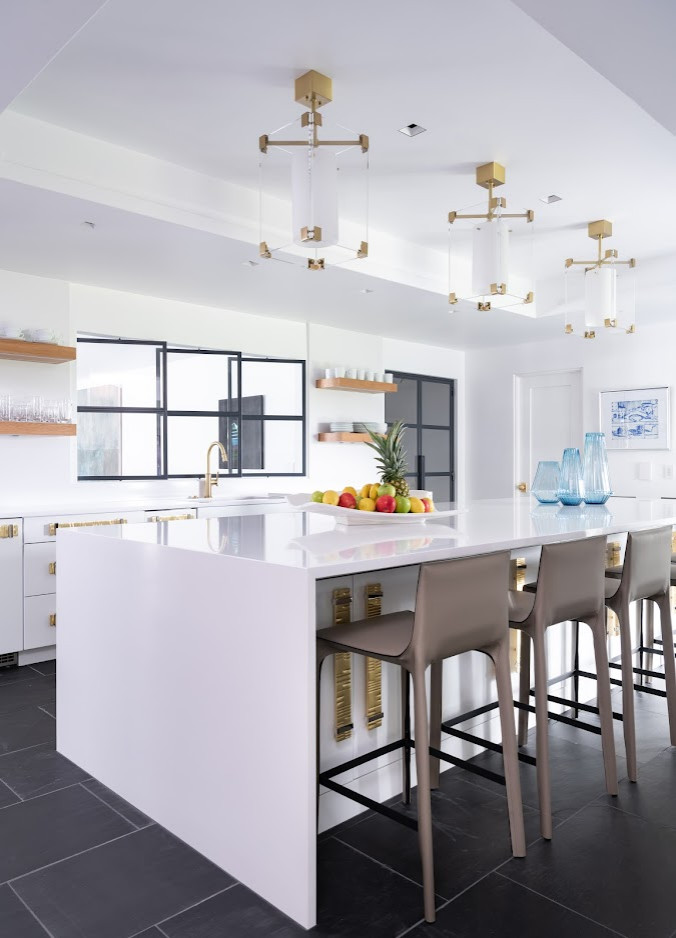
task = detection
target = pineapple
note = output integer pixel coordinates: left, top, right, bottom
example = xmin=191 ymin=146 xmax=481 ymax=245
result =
xmin=364 ymin=420 xmax=410 ymax=498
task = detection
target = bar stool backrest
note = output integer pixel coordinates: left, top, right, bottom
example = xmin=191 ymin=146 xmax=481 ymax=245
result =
xmin=622 ymin=525 xmax=672 ymax=604
xmin=412 ymin=551 xmax=510 ymax=666
xmin=533 ymin=535 xmax=606 ymax=625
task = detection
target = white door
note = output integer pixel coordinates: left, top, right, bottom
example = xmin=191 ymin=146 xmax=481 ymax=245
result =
xmin=515 ymin=369 xmax=583 ymax=494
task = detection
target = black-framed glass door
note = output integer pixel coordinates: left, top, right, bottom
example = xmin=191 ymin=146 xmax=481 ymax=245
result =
xmin=385 ymin=371 xmax=455 ymax=503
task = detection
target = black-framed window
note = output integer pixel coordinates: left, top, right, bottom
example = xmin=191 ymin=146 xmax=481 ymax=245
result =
xmin=76 ymin=337 xmax=306 ymax=480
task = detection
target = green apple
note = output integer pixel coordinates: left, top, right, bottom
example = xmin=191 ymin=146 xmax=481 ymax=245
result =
xmin=395 ymin=495 xmax=411 ymax=514
xmin=378 ymin=483 xmax=396 ymax=498
xmin=311 ymin=490 xmax=324 ymax=503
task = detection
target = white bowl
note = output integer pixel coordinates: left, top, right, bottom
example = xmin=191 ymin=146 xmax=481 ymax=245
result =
xmin=0 ymin=324 xmax=22 ymax=339
xmin=32 ymin=329 xmax=52 ymax=342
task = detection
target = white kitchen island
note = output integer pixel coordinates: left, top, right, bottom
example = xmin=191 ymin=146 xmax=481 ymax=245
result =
xmin=56 ymin=498 xmax=676 ymax=929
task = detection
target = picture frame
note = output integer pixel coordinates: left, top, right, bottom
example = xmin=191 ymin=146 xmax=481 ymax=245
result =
xmin=599 ymin=386 xmax=671 ymax=451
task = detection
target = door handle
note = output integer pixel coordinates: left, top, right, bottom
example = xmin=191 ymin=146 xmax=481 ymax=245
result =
xmin=517 ymin=482 xmax=527 ymax=492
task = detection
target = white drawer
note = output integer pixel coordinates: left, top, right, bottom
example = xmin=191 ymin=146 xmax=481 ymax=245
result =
xmin=24 ymin=509 xmax=146 ymax=543
xmin=24 ymin=542 xmax=57 ymax=596
xmin=24 ymin=593 xmax=56 ymax=650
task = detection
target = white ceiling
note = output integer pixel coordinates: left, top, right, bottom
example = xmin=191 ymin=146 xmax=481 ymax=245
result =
xmin=1 ymin=0 xmax=675 ymax=349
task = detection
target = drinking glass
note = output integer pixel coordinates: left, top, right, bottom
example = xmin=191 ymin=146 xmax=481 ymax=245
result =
xmin=531 ymin=461 xmax=561 ymax=504
xmin=557 ymin=447 xmax=584 ymax=506
xmin=583 ymin=432 xmax=612 ymax=504
xmin=0 ymin=394 xmax=10 ymax=421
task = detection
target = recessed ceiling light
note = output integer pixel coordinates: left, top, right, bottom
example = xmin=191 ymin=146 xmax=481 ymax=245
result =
xmin=242 ymin=260 xmax=259 ymax=268
xmin=359 ymin=288 xmax=374 ymax=294
xmin=399 ymin=123 xmax=426 ymax=137
xmin=539 ymin=194 xmax=562 ymax=204
xmin=81 ymin=220 xmax=96 ymax=229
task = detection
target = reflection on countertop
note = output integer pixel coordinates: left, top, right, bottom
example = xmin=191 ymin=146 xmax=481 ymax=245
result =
xmin=59 ymin=497 xmax=676 ymax=580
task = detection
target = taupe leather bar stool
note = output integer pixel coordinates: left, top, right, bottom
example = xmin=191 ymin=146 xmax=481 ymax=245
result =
xmin=511 ymin=535 xmax=618 ymax=840
xmin=316 ymin=551 xmax=526 ymax=925
xmin=605 ymin=526 xmax=676 ymax=780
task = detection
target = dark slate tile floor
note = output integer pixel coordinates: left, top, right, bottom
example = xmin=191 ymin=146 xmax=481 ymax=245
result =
xmin=1 ymin=662 xmax=676 ymax=936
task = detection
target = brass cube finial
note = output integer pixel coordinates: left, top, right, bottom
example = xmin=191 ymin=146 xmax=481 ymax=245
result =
xmin=294 ymin=70 xmax=333 ymax=108
xmin=588 ymin=219 xmax=612 ymax=240
xmin=476 ymin=161 xmax=506 ymax=189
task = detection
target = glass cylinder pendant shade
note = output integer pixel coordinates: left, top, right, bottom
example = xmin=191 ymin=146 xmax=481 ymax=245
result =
xmin=472 ymin=218 xmax=509 ymax=296
xmin=531 ymin=461 xmax=561 ymax=504
xmin=582 ymin=432 xmax=612 ymax=504
xmin=584 ymin=266 xmax=616 ymax=329
xmin=558 ymin=448 xmax=584 ymax=506
xmin=291 ymin=148 xmax=339 ymax=247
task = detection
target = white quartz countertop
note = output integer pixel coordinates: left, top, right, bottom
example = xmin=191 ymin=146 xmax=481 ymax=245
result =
xmin=0 ymin=494 xmax=285 ymax=518
xmin=66 ymin=496 xmax=676 ymax=579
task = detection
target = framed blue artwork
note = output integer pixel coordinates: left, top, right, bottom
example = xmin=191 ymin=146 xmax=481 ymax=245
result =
xmin=599 ymin=386 xmax=670 ymax=450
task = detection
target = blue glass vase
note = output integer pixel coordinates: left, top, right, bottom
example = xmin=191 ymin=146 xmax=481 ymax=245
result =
xmin=531 ymin=461 xmax=561 ymax=504
xmin=558 ymin=448 xmax=584 ymax=506
xmin=583 ymin=432 xmax=612 ymax=504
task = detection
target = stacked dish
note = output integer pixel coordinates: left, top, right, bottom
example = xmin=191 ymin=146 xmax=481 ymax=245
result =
xmin=354 ymin=421 xmax=387 ymax=435
xmin=329 ymin=421 xmax=354 ymax=432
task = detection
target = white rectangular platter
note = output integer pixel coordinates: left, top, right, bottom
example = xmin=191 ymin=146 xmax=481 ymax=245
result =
xmin=285 ymin=494 xmax=462 ymax=525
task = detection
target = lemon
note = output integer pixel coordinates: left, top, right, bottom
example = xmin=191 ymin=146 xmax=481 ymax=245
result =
xmin=359 ymin=484 xmax=371 ymax=499
xmin=409 ymin=497 xmax=425 ymax=514
xmin=342 ymin=486 xmax=358 ymax=497
xmin=358 ymin=497 xmax=376 ymax=512
xmin=322 ymin=490 xmax=340 ymax=506
xmin=369 ymin=484 xmax=380 ymax=500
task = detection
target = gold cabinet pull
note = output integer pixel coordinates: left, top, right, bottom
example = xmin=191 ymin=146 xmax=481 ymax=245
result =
xmin=49 ymin=614 xmax=56 ymax=627
xmin=0 ymin=524 xmax=19 ymax=538
xmin=48 ymin=562 xmax=56 ymax=575
xmin=48 ymin=518 xmax=128 ymax=536
xmin=517 ymin=482 xmax=527 ymax=493
xmin=146 ymin=514 xmax=194 ymax=523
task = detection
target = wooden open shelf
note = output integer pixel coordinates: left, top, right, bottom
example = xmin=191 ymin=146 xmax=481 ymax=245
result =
xmin=0 ymin=422 xmax=76 ymax=436
xmin=0 ymin=338 xmax=76 ymax=364
xmin=317 ymin=432 xmax=372 ymax=443
xmin=316 ymin=377 xmax=397 ymax=394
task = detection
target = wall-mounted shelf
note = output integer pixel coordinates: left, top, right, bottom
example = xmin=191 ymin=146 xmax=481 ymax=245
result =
xmin=317 ymin=432 xmax=372 ymax=443
xmin=316 ymin=378 xmax=397 ymax=394
xmin=0 ymin=422 xmax=76 ymax=436
xmin=0 ymin=338 xmax=76 ymax=364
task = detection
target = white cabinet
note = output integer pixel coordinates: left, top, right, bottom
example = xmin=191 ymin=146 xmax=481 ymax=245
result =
xmin=24 ymin=594 xmax=57 ymax=651
xmin=0 ymin=519 xmax=23 ymax=656
xmin=24 ymin=542 xmax=57 ymax=596
xmin=22 ymin=509 xmax=145 ymax=654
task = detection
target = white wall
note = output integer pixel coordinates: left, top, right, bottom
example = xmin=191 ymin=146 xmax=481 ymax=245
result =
xmin=467 ymin=324 xmax=676 ymax=499
xmin=0 ymin=271 xmax=466 ymax=505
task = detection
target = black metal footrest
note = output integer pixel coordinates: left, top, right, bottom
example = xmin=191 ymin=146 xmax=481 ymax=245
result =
xmin=440 ymin=722 xmax=537 ymax=767
xmin=545 ymin=692 xmax=623 ymax=722
xmin=578 ymin=669 xmax=667 ymax=699
xmin=429 ymin=745 xmax=506 ymax=786
xmin=516 ymin=698 xmax=603 ymax=735
xmin=319 ymin=739 xmax=418 ymax=831
xmin=639 ymin=644 xmax=665 ymax=657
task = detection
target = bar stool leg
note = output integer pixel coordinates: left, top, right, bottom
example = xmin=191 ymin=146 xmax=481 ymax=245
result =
xmin=429 ymin=661 xmax=442 ymax=790
xmin=645 ymin=601 xmax=654 ymax=685
xmin=532 ymin=627 xmax=553 ymax=840
xmin=617 ymin=599 xmax=638 ymax=782
xmin=491 ymin=640 xmax=526 ymax=857
xmin=400 ymin=668 xmax=411 ymax=805
xmin=656 ymin=594 xmax=676 ymax=746
xmin=411 ymin=664 xmax=436 ymax=924
xmin=572 ymin=620 xmax=580 ymax=719
xmin=517 ymin=630 xmax=531 ymax=748
xmin=588 ymin=613 xmax=618 ymax=795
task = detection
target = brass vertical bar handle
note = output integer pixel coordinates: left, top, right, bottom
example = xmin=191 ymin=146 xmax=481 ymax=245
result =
xmin=48 ymin=562 xmax=56 ymax=575
xmin=49 ymin=614 xmax=56 ymax=627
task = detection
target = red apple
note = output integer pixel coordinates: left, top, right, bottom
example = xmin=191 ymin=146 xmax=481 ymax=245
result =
xmin=421 ymin=498 xmax=433 ymax=513
xmin=375 ymin=495 xmax=396 ymax=513
xmin=338 ymin=492 xmax=357 ymax=509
